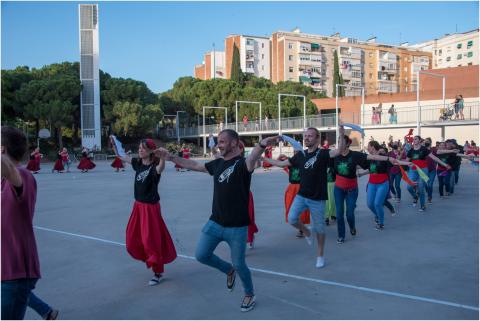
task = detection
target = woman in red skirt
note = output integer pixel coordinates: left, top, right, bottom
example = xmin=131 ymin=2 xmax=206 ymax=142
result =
xmin=111 ymin=137 xmax=177 ymax=285
xmin=26 ymin=147 xmax=42 ymax=174
xmin=262 ymin=145 xmax=273 ymax=171
xmin=111 ymin=156 xmax=125 ymax=172
xmin=52 ymin=150 xmax=64 ymax=173
xmin=77 ymin=148 xmax=96 ymax=173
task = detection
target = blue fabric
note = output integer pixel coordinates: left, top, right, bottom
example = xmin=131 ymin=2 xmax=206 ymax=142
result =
xmin=334 ymin=186 xmax=358 ymax=239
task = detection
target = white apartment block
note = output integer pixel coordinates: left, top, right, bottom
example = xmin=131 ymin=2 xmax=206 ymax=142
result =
xmin=239 ymin=36 xmax=271 ymax=79
xmin=412 ymin=29 xmax=478 ymax=69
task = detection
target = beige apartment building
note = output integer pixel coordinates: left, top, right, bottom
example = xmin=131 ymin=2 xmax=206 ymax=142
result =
xmin=195 ymin=29 xmax=433 ymax=97
xmin=193 ymin=51 xmax=226 ymax=80
xmin=411 ymin=29 xmax=479 ymax=69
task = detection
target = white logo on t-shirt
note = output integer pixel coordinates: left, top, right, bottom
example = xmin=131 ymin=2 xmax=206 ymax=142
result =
xmin=304 ymin=150 xmax=321 ymax=169
xmin=218 ymin=160 xmax=240 ymax=183
xmin=136 ymin=166 xmax=151 ymax=183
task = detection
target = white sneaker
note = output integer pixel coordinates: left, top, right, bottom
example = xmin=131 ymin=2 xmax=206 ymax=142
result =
xmin=148 ymin=274 xmax=162 ymax=286
xmin=304 ymin=227 xmax=313 ymax=246
xmin=316 ymin=256 xmax=325 ymax=268
xmin=248 ymin=241 xmax=254 ymax=249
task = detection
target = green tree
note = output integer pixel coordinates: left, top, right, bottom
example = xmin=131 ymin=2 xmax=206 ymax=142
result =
xmin=332 ymin=50 xmax=345 ymax=97
xmin=111 ymin=101 xmax=163 ymax=137
xmin=231 ymin=44 xmax=243 ymax=84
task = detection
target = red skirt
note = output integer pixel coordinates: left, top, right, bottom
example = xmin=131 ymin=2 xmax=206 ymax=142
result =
xmin=111 ymin=157 xmax=124 ymax=169
xmin=27 ymin=159 xmax=40 ymax=172
xmin=247 ymin=191 xmax=258 ymax=243
xmin=285 ymin=183 xmax=310 ymax=224
xmin=126 ymin=201 xmax=177 ymax=274
xmin=53 ymin=159 xmax=64 ymax=171
xmin=77 ymin=157 xmax=96 ymax=170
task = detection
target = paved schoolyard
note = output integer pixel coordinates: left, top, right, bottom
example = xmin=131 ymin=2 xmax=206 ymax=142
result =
xmin=25 ymin=159 xmax=479 ymax=319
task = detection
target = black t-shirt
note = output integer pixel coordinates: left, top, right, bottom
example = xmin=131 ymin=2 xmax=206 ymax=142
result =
xmin=334 ymin=151 xmax=369 ymax=179
xmin=205 ymin=156 xmax=252 ymax=227
xmin=289 ymin=148 xmax=330 ymax=200
xmin=436 ymin=152 xmax=456 ymax=168
xmin=131 ymin=158 xmax=160 ymax=204
xmin=407 ymin=146 xmax=430 ymax=161
xmin=288 ymin=166 xmax=302 ymax=184
xmin=366 ymin=159 xmax=391 ymax=174
xmin=452 ymin=147 xmax=464 ymax=170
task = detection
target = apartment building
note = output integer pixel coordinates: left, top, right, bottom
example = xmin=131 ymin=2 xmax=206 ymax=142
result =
xmin=193 ymin=51 xmax=226 ymax=80
xmin=411 ymin=29 xmax=478 ymax=69
xmin=194 ymin=29 xmax=432 ymax=97
xmin=224 ymin=35 xmax=271 ymax=79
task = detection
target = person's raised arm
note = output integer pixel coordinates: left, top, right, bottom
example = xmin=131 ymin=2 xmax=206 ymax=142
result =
xmin=1 ymin=154 xmax=22 ymax=188
xmin=156 ymin=157 xmax=165 ymax=174
xmin=155 ymin=147 xmax=208 ymax=173
xmin=436 ymin=149 xmax=459 ymax=155
xmin=329 ymin=125 xmax=345 ymax=158
xmin=245 ymin=136 xmax=280 ymax=172
xmin=261 ymin=156 xmax=291 ymax=168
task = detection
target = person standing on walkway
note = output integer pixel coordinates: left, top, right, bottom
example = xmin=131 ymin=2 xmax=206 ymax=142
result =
xmin=261 ymin=127 xmax=346 ymax=267
xmin=77 ymin=147 xmax=96 ymax=173
xmin=155 ymin=129 xmax=278 ymax=312
xmin=1 ymin=126 xmax=58 ymax=320
xmin=111 ymin=137 xmax=177 ymax=286
xmin=388 ymin=142 xmax=405 ymax=202
xmin=26 ymin=147 xmax=42 ymax=174
xmin=424 ymin=138 xmax=437 ymax=204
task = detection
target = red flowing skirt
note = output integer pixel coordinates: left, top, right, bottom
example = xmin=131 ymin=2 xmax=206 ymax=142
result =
xmin=53 ymin=159 xmax=64 ymax=171
xmin=27 ymin=159 xmax=40 ymax=172
xmin=111 ymin=157 xmax=124 ymax=169
xmin=285 ymin=183 xmax=310 ymax=224
xmin=247 ymin=191 xmax=258 ymax=243
xmin=77 ymin=157 xmax=96 ymax=170
xmin=126 ymin=201 xmax=177 ymax=274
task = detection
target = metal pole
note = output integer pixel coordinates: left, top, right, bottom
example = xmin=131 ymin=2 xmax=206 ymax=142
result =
xmin=278 ymin=94 xmax=282 ymax=154
xmin=442 ymin=76 xmax=446 ymax=113
xmin=213 ymin=43 xmax=216 ymax=80
xmin=259 ymin=103 xmax=262 ymax=131
xmin=235 ymin=101 xmax=238 ymax=132
xmin=176 ymin=113 xmax=180 ymax=144
xmin=335 ymin=84 xmax=339 ymax=144
xmin=361 ymin=88 xmax=365 ymax=151
xmin=303 ymin=96 xmax=306 ymax=130
xmin=224 ymin=108 xmax=227 ymax=130
xmin=203 ymin=107 xmax=206 ymax=156
xmin=416 ymin=71 xmax=420 ymax=135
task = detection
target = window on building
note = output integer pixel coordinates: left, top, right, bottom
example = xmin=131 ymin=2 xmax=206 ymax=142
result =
xmin=467 ymin=40 xmax=473 ymax=48
xmin=262 ymin=65 xmax=264 ymax=71
xmin=434 ymin=50 xmax=437 ymax=55
xmin=246 ymin=38 xmax=254 ymax=46
xmin=262 ymin=43 xmax=265 ymax=48
xmin=289 ymin=55 xmax=293 ymax=61
xmin=369 ymin=63 xmax=373 ymax=68
xmin=289 ymin=67 xmax=293 ymax=72
xmin=438 ymin=59 xmax=443 ymax=64
xmin=468 ymin=62 xmax=473 ymax=66
xmin=446 ymin=56 xmax=451 ymax=62
xmin=438 ymin=49 xmax=442 ymax=56
xmin=457 ymin=43 xmax=462 ymax=49
xmin=288 ymin=43 xmax=293 ymax=49
xmin=369 ymin=52 xmax=373 ymax=58
xmin=262 ymin=54 xmax=264 ymax=59
xmin=467 ymin=51 xmax=473 ymax=58
xmin=369 ymin=73 xmax=373 ymax=79
xmin=457 ymin=54 xmax=462 ymax=60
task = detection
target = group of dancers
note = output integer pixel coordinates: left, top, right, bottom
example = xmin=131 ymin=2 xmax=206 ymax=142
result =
xmin=25 ymin=147 xmax=129 ymax=174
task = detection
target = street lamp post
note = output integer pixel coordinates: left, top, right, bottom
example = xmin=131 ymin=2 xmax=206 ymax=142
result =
xmin=335 ymin=84 xmax=365 ymax=146
xmin=278 ymin=93 xmax=306 ymax=154
xmin=176 ymin=111 xmax=187 ymax=144
xmin=417 ymin=71 xmax=446 ymax=136
xmin=162 ymin=114 xmax=176 ymax=139
xmin=235 ymin=100 xmax=262 ymax=132
xmin=202 ymin=106 xmax=228 ymax=155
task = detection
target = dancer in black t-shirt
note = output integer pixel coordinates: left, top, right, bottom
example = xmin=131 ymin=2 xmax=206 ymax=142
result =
xmin=262 ymin=127 xmax=345 ymax=268
xmin=111 ymin=137 xmax=177 ymax=286
xmin=156 ymin=129 xmax=278 ymax=313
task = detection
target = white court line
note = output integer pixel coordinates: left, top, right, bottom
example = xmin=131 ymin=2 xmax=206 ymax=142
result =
xmin=34 ymin=226 xmax=479 ymax=312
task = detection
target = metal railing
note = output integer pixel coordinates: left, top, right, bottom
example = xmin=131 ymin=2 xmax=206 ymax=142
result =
xmin=362 ymin=101 xmax=479 ymax=126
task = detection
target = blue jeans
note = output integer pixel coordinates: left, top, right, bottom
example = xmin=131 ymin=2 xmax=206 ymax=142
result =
xmin=437 ymin=170 xmax=451 ymax=196
xmin=28 ymin=292 xmax=52 ymax=319
xmin=367 ymin=181 xmax=390 ymax=225
xmin=195 ymin=220 xmax=253 ymax=296
xmin=424 ymin=170 xmax=436 ymax=200
xmin=449 ymin=169 xmax=459 ymax=193
xmin=407 ymin=167 xmax=428 ymax=207
xmin=334 ymin=186 xmax=358 ymax=239
xmin=1 ymin=278 xmax=37 ymax=320
xmin=389 ymin=172 xmax=402 ymax=199
xmin=288 ymin=195 xmax=325 ymax=234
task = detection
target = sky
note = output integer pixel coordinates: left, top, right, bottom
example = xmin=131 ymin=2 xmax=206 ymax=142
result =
xmin=2 ymin=1 xmax=478 ymax=93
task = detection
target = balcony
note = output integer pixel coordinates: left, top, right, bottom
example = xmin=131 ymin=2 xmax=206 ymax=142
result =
xmin=378 ymin=51 xmax=397 ymax=62
xmin=378 ymin=64 xmax=397 ymax=74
